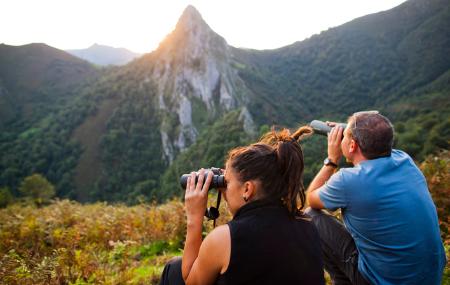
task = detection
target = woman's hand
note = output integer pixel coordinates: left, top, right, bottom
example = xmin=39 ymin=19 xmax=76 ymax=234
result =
xmin=185 ymin=169 xmax=214 ymax=226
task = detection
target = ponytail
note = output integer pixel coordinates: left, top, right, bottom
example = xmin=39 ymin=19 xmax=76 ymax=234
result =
xmin=292 ymin=126 xmax=313 ymax=142
xmin=227 ymin=125 xmax=313 ymax=216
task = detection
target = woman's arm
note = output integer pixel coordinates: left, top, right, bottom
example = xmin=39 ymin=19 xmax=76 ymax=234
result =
xmin=182 ymin=169 xmax=230 ymax=284
xmin=184 ymin=225 xmax=230 ymax=285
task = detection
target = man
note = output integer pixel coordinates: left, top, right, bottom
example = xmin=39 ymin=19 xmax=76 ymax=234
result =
xmin=306 ymin=111 xmax=446 ymax=285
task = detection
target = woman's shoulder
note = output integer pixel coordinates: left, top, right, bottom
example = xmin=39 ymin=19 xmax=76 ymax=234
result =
xmin=204 ymin=224 xmax=230 ymax=243
xmin=201 ymin=224 xmax=231 ymax=275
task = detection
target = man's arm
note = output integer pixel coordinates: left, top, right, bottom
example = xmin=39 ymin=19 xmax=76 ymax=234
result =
xmin=307 ymin=165 xmax=336 ymax=208
xmin=306 ymin=125 xmax=343 ymax=209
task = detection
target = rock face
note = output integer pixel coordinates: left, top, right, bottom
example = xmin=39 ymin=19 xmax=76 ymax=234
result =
xmin=147 ymin=5 xmax=253 ymax=161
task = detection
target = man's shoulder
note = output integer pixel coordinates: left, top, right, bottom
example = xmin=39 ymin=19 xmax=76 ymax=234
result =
xmin=391 ymin=149 xmax=417 ymax=165
xmin=336 ymin=166 xmax=364 ymax=181
xmin=391 ymin=149 xmax=411 ymax=160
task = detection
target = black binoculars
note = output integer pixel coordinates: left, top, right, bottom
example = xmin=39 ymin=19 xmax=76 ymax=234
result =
xmin=179 ymin=167 xmax=226 ymax=189
xmin=180 ymin=167 xmax=226 ymax=223
xmin=309 ymin=120 xmax=347 ymax=136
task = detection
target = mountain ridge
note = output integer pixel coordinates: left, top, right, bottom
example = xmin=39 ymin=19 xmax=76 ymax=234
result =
xmin=0 ymin=43 xmax=99 ymax=128
xmin=0 ymin=0 xmax=448 ymax=203
xmin=67 ymin=43 xmax=142 ymax=66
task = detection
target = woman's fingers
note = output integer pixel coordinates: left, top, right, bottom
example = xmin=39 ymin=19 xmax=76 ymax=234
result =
xmin=202 ymin=171 xmax=214 ymax=194
xmin=196 ymin=169 xmax=205 ymax=192
xmin=186 ymin=168 xmax=213 ymax=197
xmin=187 ymin=171 xmax=196 ymax=192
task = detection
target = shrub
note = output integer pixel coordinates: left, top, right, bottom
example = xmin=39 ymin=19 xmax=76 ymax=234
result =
xmin=18 ymin=174 xmax=55 ymax=206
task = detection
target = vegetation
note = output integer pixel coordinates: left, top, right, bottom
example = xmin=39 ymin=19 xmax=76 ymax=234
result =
xmin=18 ymin=174 xmax=55 ymax=206
xmin=420 ymin=150 xmax=450 ymax=244
xmin=0 ymin=187 xmax=13 ymax=208
xmin=0 ymin=197 xmax=231 ymax=285
xmin=94 ymin=86 xmax=165 ymax=204
xmin=158 ymin=110 xmax=253 ymax=201
xmin=420 ymin=150 xmax=450 ymax=284
xmin=0 ymin=0 xmax=449 ymax=204
xmin=0 ymin=151 xmax=448 ymax=284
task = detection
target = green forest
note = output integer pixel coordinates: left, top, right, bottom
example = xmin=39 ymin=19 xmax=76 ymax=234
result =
xmin=1 ymin=0 xmax=449 ymax=205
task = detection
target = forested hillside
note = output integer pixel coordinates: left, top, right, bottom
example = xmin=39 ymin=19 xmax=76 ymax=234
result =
xmin=0 ymin=43 xmax=99 ymax=128
xmin=0 ymin=0 xmax=449 ymax=204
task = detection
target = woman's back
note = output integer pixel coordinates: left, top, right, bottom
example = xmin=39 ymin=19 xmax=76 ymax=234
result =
xmin=216 ymin=200 xmax=324 ymax=285
xmin=159 ymin=126 xmax=324 ymax=285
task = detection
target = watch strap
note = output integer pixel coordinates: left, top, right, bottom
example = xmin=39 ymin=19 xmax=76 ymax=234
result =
xmin=324 ymin=158 xmax=338 ymax=168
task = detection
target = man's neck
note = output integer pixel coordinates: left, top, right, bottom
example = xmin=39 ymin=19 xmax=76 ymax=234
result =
xmin=351 ymin=155 xmax=368 ymax=166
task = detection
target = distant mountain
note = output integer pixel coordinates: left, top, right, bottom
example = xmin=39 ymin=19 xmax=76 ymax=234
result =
xmin=0 ymin=43 xmax=99 ymax=128
xmin=66 ymin=44 xmax=142 ymax=66
xmin=0 ymin=0 xmax=448 ymax=203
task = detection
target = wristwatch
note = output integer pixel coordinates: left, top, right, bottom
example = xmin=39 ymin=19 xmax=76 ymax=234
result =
xmin=324 ymin=158 xmax=338 ymax=168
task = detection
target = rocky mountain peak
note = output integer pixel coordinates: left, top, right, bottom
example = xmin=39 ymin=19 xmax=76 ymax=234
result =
xmin=177 ymin=5 xmax=205 ymax=29
xmin=157 ymin=5 xmax=226 ymax=59
xmin=144 ymin=5 xmax=254 ymax=162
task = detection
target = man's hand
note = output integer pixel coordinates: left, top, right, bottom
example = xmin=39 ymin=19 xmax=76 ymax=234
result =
xmin=328 ymin=125 xmax=343 ymax=164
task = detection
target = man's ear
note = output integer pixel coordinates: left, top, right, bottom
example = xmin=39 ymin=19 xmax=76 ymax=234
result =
xmin=349 ymin=139 xmax=358 ymax=153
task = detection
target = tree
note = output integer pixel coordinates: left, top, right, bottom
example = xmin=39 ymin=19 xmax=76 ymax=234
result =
xmin=0 ymin=187 xmax=13 ymax=208
xmin=19 ymin=174 xmax=55 ymax=206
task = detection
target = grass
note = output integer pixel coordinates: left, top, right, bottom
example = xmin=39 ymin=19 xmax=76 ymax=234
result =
xmin=0 ymin=151 xmax=448 ymax=284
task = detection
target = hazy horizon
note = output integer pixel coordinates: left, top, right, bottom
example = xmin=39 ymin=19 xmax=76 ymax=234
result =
xmin=1 ymin=0 xmax=407 ymax=54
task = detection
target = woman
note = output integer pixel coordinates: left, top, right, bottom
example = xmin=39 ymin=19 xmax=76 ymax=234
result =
xmin=159 ymin=127 xmax=325 ymax=285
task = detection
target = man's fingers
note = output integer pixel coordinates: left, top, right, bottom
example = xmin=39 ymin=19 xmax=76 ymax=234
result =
xmin=337 ymin=127 xmax=343 ymax=141
xmin=328 ymin=126 xmax=336 ymax=142
xmin=330 ymin=126 xmax=343 ymax=143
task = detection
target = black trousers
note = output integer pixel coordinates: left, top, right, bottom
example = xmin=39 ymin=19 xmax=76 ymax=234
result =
xmin=305 ymin=208 xmax=371 ymax=285
xmin=159 ymin=257 xmax=185 ymax=285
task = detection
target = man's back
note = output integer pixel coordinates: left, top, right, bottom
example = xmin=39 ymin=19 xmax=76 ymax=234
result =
xmin=320 ymin=149 xmax=446 ymax=284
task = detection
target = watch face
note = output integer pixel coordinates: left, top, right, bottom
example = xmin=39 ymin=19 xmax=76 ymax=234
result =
xmin=324 ymin=158 xmax=337 ymax=167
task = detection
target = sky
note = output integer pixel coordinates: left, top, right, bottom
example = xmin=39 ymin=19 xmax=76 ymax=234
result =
xmin=1 ymin=0 xmax=407 ymax=54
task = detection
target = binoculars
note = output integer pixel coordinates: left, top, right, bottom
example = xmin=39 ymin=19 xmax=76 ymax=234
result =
xmin=179 ymin=167 xmax=226 ymax=189
xmin=309 ymin=120 xmax=347 ymax=136
xmin=180 ymin=167 xmax=225 ymax=223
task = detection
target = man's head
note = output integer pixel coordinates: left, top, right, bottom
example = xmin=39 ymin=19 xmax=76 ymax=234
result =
xmin=342 ymin=111 xmax=394 ymax=161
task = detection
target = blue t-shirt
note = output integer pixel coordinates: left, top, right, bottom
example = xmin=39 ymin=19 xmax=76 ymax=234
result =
xmin=318 ymin=149 xmax=446 ymax=285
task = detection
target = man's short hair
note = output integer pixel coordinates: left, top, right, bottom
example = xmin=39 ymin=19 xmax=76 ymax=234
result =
xmin=348 ymin=111 xmax=394 ymax=159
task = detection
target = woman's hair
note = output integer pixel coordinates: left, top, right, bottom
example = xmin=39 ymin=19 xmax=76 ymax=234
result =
xmin=226 ymin=125 xmax=313 ymax=216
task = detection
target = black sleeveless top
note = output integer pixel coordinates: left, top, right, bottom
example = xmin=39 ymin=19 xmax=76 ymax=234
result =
xmin=215 ymin=200 xmax=324 ymax=285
